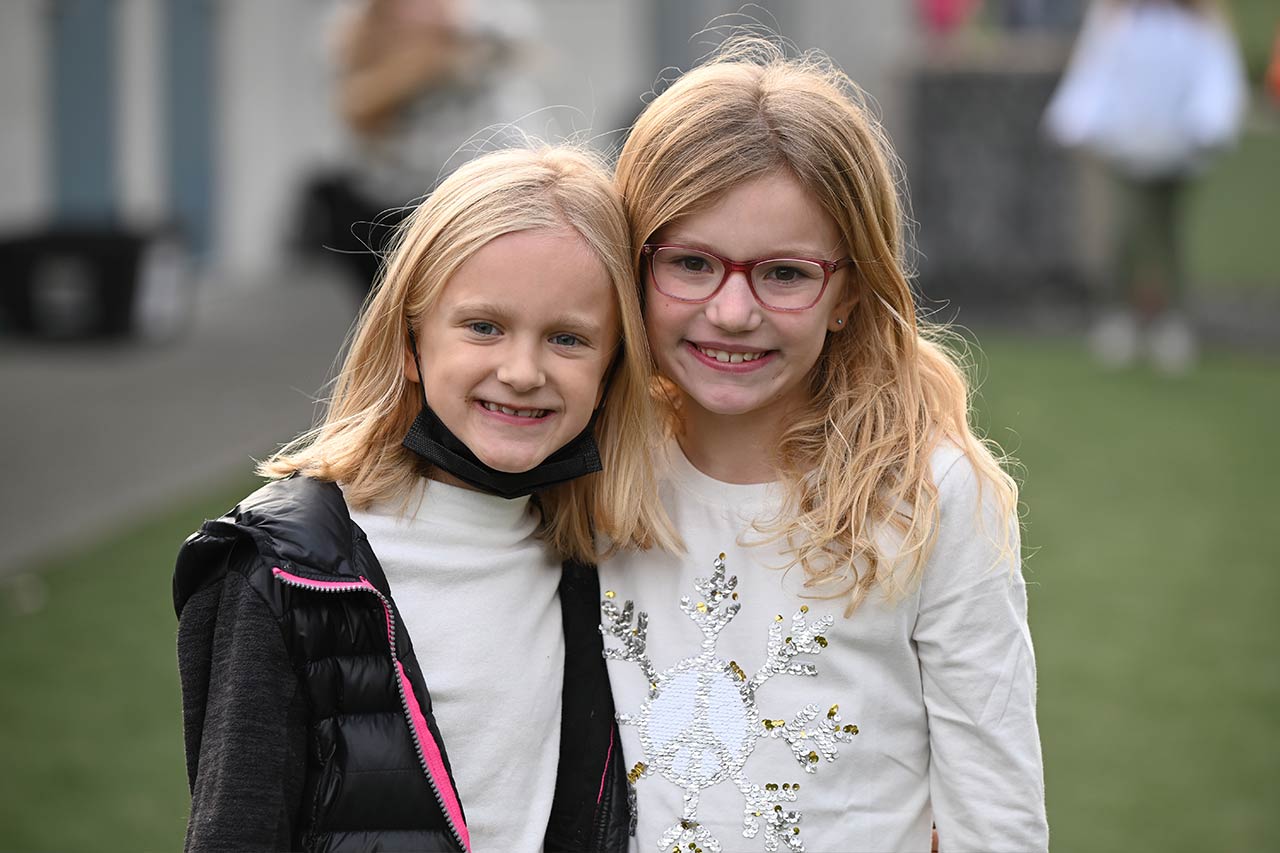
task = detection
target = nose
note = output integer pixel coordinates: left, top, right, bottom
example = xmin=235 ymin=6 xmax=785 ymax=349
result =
xmin=704 ymin=270 xmax=763 ymax=332
xmin=495 ymin=338 xmax=546 ymax=392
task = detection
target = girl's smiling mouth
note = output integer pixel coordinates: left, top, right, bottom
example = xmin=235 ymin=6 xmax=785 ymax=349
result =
xmin=687 ymin=341 xmax=775 ymax=369
xmin=476 ymin=400 xmax=552 ymax=421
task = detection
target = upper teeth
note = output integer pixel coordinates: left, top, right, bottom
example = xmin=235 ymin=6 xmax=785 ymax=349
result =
xmin=481 ymin=402 xmax=547 ymax=418
xmin=696 ymin=345 xmax=765 ymax=364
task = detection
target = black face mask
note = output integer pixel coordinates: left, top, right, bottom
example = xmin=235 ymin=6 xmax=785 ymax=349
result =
xmin=400 ymin=329 xmax=606 ymax=500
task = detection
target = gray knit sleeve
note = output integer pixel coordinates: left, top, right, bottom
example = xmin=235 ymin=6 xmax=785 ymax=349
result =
xmin=178 ymin=567 xmax=308 ymax=852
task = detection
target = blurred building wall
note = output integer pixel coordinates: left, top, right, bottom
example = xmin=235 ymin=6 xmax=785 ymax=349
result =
xmin=0 ymin=0 xmax=910 ymax=278
xmin=0 ymin=2 xmax=51 ymax=231
xmin=118 ymin=0 xmax=165 ymax=225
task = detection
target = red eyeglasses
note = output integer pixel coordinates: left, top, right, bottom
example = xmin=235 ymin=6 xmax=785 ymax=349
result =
xmin=642 ymin=243 xmax=853 ymax=312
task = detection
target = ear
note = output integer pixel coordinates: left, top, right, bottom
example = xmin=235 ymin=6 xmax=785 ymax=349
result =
xmin=827 ymin=281 xmax=861 ymax=333
xmin=403 ymin=335 xmax=421 ymax=384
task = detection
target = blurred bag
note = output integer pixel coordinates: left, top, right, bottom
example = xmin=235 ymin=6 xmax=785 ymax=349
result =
xmin=1044 ymin=2 xmax=1248 ymax=178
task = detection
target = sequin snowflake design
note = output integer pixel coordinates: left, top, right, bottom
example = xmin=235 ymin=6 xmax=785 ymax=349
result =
xmin=602 ymin=553 xmax=859 ymax=853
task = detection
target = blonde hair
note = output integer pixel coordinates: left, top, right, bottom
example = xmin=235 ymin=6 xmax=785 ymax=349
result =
xmin=263 ymin=146 xmax=677 ymax=562
xmin=615 ymin=38 xmax=1018 ymax=614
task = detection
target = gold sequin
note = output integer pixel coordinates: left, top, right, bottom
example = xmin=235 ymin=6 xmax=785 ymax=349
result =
xmin=800 ymin=605 xmax=809 ymax=613
xmin=807 ymin=750 xmax=819 ymax=763
xmin=696 ymin=601 xmax=708 ymax=613
xmin=827 ymin=704 xmax=839 ymax=719
xmin=604 ymin=590 xmax=616 ymax=599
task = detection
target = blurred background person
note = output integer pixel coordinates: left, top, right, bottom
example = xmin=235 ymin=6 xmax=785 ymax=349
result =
xmin=1044 ymin=0 xmax=1247 ymax=373
xmin=298 ymin=0 xmax=540 ymax=296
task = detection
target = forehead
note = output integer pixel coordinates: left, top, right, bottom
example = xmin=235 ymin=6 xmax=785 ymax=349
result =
xmin=436 ymin=227 xmax=619 ymax=325
xmin=657 ymin=171 xmax=844 ymax=258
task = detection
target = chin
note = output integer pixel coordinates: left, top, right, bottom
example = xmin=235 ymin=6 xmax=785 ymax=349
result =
xmin=686 ymin=390 xmax=768 ymax=418
xmin=474 ymin=456 xmax=535 ymax=474
xmin=472 ymin=447 xmax=544 ymax=474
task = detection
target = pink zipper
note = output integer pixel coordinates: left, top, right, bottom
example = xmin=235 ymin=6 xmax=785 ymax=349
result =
xmin=272 ymin=567 xmax=472 ymax=852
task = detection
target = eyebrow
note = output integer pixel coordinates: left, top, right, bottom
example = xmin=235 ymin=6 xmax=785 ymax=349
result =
xmin=449 ymin=301 xmax=607 ymax=335
xmin=657 ymin=233 xmax=839 ymax=260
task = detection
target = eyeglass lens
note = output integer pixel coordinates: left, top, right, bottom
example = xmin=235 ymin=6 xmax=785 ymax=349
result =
xmin=650 ymin=247 xmax=826 ymax=310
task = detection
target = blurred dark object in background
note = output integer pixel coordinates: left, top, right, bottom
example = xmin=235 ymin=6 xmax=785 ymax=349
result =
xmin=994 ymin=0 xmax=1085 ymax=32
xmin=908 ymin=41 xmax=1090 ymax=316
xmin=293 ymin=171 xmax=410 ymax=296
xmin=0 ymin=226 xmax=192 ymax=342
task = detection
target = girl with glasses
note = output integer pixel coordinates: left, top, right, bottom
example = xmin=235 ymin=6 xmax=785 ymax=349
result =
xmin=599 ymin=38 xmax=1048 ymax=852
xmin=173 ymin=147 xmax=676 ymax=852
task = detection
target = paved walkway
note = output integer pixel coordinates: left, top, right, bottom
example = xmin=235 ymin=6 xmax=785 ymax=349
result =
xmin=0 ymin=266 xmax=360 ymax=575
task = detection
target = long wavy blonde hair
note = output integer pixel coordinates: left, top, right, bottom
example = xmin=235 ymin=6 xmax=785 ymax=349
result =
xmin=263 ymin=146 xmax=677 ymax=563
xmin=615 ymin=38 xmax=1018 ymax=614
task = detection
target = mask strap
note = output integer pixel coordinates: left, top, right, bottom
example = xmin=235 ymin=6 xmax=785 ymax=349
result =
xmin=407 ymin=325 xmax=429 ymax=410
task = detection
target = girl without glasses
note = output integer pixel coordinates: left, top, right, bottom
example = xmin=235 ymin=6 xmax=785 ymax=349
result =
xmin=599 ymin=39 xmax=1048 ymax=852
xmin=173 ymin=146 xmax=676 ymax=852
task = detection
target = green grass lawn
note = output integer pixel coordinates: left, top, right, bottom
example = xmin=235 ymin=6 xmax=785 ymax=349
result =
xmin=1 ymin=337 xmax=1277 ymax=851
xmin=973 ymin=336 xmax=1280 ymax=852
xmin=0 ymin=476 xmax=258 ymax=852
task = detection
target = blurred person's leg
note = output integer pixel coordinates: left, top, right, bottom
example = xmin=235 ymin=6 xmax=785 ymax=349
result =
xmin=1090 ymin=175 xmax=1144 ymax=368
xmin=1145 ymin=178 xmax=1197 ymax=373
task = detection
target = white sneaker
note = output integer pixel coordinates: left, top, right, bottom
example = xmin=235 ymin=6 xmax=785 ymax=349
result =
xmin=1090 ymin=311 xmax=1140 ymax=368
xmin=1148 ymin=314 xmax=1198 ymax=375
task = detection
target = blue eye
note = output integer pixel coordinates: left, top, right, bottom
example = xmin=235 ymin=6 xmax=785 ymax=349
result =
xmin=550 ymin=333 xmax=581 ymax=347
xmin=468 ymin=321 xmax=498 ymax=336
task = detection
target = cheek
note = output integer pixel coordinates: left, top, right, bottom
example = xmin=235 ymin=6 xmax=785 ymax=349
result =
xmin=644 ymin=300 xmax=687 ymax=360
xmin=789 ymin=319 xmax=832 ymax=369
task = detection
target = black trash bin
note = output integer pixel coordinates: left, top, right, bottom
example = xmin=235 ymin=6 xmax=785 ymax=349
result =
xmin=0 ymin=226 xmax=190 ymax=340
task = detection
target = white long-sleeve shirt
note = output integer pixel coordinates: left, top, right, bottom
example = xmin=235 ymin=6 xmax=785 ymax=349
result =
xmin=598 ymin=442 xmax=1047 ymax=853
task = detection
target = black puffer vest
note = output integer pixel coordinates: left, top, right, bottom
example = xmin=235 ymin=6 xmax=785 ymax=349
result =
xmin=173 ymin=476 xmax=629 ymax=852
